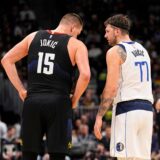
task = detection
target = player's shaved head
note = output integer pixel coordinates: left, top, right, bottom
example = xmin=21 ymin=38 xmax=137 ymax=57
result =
xmin=60 ymin=13 xmax=83 ymax=28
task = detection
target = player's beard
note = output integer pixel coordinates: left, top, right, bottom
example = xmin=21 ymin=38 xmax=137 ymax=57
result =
xmin=108 ymin=34 xmax=117 ymax=46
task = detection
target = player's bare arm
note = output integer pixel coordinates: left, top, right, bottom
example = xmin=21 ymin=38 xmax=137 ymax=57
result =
xmin=94 ymin=46 xmax=123 ymax=139
xmin=1 ymin=32 xmax=37 ymax=101
xmin=97 ymin=97 xmax=114 ymax=117
xmin=68 ymin=38 xmax=91 ymax=108
xmin=97 ymin=46 xmax=124 ymax=117
xmin=97 ymin=45 xmax=126 ymax=117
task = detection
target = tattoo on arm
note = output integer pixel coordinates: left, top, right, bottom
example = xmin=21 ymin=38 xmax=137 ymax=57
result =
xmin=117 ymin=46 xmax=127 ymax=63
xmin=97 ymin=97 xmax=114 ymax=117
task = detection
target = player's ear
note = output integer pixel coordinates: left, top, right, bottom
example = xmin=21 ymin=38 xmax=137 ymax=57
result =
xmin=117 ymin=28 xmax=122 ymax=35
xmin=70 ymin=24 xmax=74 ymax=32
xmin=71 ymin=24 xmax=77 ymax=33
xmin=115 ymin=28 xmax=120 ymax=36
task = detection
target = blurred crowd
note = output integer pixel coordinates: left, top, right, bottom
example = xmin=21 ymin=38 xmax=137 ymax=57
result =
xmin=1 ymin=0 xmax=160 ymax=159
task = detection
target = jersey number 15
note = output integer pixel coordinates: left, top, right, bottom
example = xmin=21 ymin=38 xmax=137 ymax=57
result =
xmin=37 ymin=52 xmax=55 ymax=75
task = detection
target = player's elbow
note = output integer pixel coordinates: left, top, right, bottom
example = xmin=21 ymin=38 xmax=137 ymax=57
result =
xmin=1 ymin=55 xmax=13 ymax=68
xmin=1 ymin=56 xmax=8 ymax=68
xmin=80 ymin=70 xmax=91 ymax=83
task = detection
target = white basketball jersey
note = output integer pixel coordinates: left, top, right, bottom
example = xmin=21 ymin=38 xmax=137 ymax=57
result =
xmin=113 ymin=41 xmax=153 ymax=104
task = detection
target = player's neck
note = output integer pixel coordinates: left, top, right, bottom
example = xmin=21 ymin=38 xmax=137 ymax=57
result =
xmin=51 ymin=25 xmax=70 ymax=35
xmin=117 ymin=35 xmax=131 ymax=43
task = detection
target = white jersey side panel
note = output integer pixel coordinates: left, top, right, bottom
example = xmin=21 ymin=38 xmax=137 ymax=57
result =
xmin=114 ymin=41 xmax=153 ymax=104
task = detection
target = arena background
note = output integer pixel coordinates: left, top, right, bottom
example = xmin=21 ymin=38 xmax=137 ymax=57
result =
xmin=0 ymin=0 xmax=160 ymax=159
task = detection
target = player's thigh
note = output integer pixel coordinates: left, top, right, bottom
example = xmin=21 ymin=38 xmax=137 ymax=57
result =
xmin=138 ymin=110 xmax=153 ymax=154
xmin=46 ymin=95 xmax=72 ymax=153
xmin=21 ymin=96 xmax=44 ymax=152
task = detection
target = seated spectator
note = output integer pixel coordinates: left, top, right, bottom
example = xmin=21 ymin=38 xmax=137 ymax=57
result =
xmin=84 ymin=143 xmax=108 ymax=160
xmin=80 ymin=88 xmax=98 ymax=108
xmin=88 ymin=43 xmax=102 ymax=59
xmin=1 ymin=125 xmax=22 ymax=160
xmin=77 ymin=124 xmax=96 ymax=150
xmin=19 ymin=3 xmax=36 ymax=21
xmin=71 ymin=124 xmax=96 ymax=158
xmin=0 ymin=115 xmax=7 ymax=138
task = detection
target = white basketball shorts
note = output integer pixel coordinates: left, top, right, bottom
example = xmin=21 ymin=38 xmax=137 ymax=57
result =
xmin=110 ymin=100 xmax=153 ymax=159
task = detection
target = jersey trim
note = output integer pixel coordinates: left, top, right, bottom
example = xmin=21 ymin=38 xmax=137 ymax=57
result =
xmin=116 ymin=44 xmax=126 ymax=52
xmin=116 ymin=99 xmax=153 ymax=115
xmin=122 ymin=41 xmax=135 ymax=44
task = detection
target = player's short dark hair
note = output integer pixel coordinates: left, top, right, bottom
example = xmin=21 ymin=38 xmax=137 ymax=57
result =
xmin=104 ymin=14 xmax=131 ymax=33
xmin=60 ymin=13 xmax=83 ymax=27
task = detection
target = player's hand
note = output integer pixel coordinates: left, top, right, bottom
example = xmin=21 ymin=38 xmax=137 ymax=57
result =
xmin=94 ymin=115 xmax=103 ymax=140
xmin=71 ymin=95 xmax=78 ymax=109
xmin=72 ymin=99 xmax=78 ymax=109
xmin=19 ymin=89 xmax=27 ymax=101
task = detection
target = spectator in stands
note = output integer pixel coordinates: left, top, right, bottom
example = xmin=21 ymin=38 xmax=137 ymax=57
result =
xmin=2 ymin=125 xmax=22 ymax=160
xmin=0 ymin=115 xmax=7 ymax=138
xmin=80 ymin=88 xmax=98 ymax=108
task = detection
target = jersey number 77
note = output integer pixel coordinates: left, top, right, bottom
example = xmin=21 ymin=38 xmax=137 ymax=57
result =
xmin=135 ymin=61 xmax=149 ymax=82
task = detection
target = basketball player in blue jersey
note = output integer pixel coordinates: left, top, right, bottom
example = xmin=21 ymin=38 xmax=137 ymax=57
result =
xmin=1 ymin=13 xmax=91 ymax=160
xmin=94 ymin=14 xmax=154 ymax=160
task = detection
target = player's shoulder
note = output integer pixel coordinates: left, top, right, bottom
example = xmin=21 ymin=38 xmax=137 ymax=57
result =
xmin=22 ymin=31 xmax=39 ymax=47
xmin=107 ymin=45 xmax=126 ymax=63
xmin=27 ymin=31 xmax=38 ymax=38
xmin=107 ymin=45 xmax=121 ymax=55
xmin=69 ymin=37 xmax=86 ymax=48
xmin=69 ymin=37 xmax=85 ymax=44
xmin=22 ymin=31 xmax=38 ymax=43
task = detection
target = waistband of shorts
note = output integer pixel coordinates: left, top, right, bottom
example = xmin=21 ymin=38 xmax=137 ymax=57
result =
xmin=116 ymin=99 xmax=153 ymax=116
xmin=26 ymin=92 xmax=70 ymax=99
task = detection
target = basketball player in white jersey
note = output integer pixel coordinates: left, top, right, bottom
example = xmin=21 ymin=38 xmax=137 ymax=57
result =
xmin=94 ymin=14 xmax=154 ymax=160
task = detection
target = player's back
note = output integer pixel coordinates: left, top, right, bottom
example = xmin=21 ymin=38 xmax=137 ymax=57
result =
xmin=114 ymin=41 xmax=153 ymax=104
xmin=27 ymin=30 xmax=74 ymax=96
